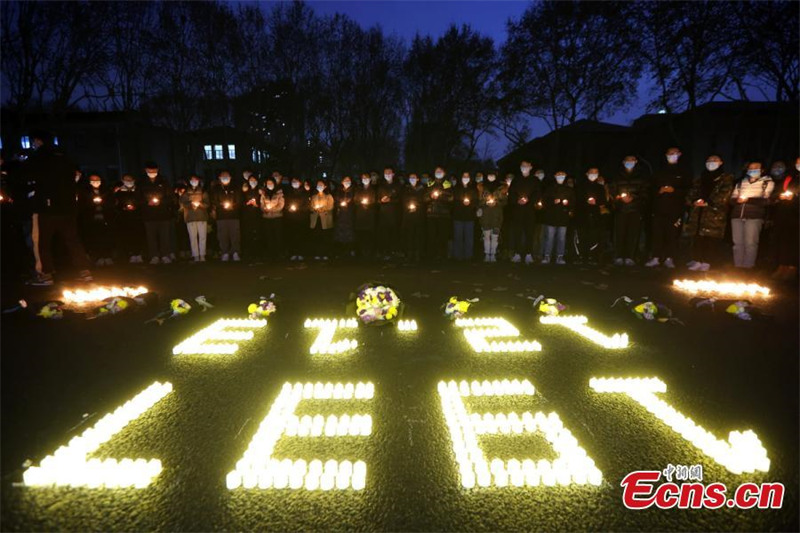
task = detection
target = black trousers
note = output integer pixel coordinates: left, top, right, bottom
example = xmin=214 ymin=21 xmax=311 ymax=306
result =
xmin=38 ymin=213 xmax=90 ymax=274
xmin=579 ymin=217 xmax=605 ymax=261
xmin=511 ymin=213 xmax=537 ymax=256
xmin=402 ymin=218 xmax=425 ymax=260
xmin=144 ymin=220 xmax=172 ymax=258
xmin=81 ymin=219 xmax=114 ymax=258
xmin=614 ymin=210 xmax=641 ymax=259
xmin=651 ymin=212 xmax=680 ymax=260
xmin=426 ymin=217 xmax=450 ymax=259
xmin=356 ymin=228 xmax=375 ymax=258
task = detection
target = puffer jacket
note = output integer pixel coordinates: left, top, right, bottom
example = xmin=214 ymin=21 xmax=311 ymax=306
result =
xmin=424 ymin=179 xmax=453 ymax=218
xmin=682 ymin=170 xmax=734 ymax=239
xmin=609 ymin=166 xmax=649 ymax=213
xmin=309 ymin=191 xmax=334 ymax=229
xmin=478 ymin=182 xmax=508 ymax=229
xmin=260 ymin=188 xmax=284 ymax=219
xmin=729 ymin=175 xmax=774 ymax=220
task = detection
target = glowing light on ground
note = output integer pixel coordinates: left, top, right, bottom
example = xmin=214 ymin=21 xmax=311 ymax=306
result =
xmin=454 ymin=317 xmax=541 ymax=353
xmin=397 ymin=319 xmax=418 ymax=331
xmin=304 ymin=318 xmax=359 ymax=354
xmin=672 ymin=279 xmax=770 ymax=297
xmin=22 ymin=381 xmax=172 ymax=488
xmin=539 ymin=315 xmax=629 ymax=349
xmin=438 ymin=380 xmax=602 ymax=488
xmin=589 ymin=377 xmax=770 ymax=475
xmin=172 ymin=318 xmax=267 ymax=355
xmin=62 ymin=286 xmax=149 ymax=304
xmin=227 ymin=382 xmax=373 ymax=491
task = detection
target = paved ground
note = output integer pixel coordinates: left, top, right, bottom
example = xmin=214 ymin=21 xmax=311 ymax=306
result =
xmin=1 ymin=260 xmax=797 ymax=531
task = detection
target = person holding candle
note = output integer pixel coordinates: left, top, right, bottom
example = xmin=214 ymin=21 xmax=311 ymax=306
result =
xmin=478 ymin=170 xmax=508 ymax=263
xmin=682 ymin=155 xmax=734 ymax=272
xmin=180 ymin=176 xmax=209 ymax=262
xmin=259 ymin=176 xmax=285 ymax=261
xmin=241 ymin=174 xmax=262 ymax=259
xmin=541 ymin=171 xmax=575 ymax=265
xmin=114 ymin=174 xmax=145 ymax=263
xmin=309 ymin=179 xmax=335 ymax=260
xmin=172 ymin=180 xmax=191 ymax=261
xmin=354 ymin=173 xmax=378 ymax=259
xmin=402 ymin=173 xmax=426 ymax=262
xmin=376 ymin=166 xmax=401 ymax=260
xmin=576 ymin=168 xmax=610 ymax=266
xmin=210 ymin=170 xmax=242 ymax=262
xmin=770 ymin=157 xmax=799 ymax=281
xmin=140 ymin=161 xmax=174 ymax=265
xmin=609 ymin=155 xmax=649 ymax=266
xmin=284 ymin=177 xmax=309 ymax=261
xmin=729 ymin=161 xmax=774 ymax=269
xmin=424 ymin=166 xmax=453 ymax=261
xmin=334 ymin=176 xmax=356 ymax=258
xmin=645 ymin=147 xmax=690 ymax=268
xmin=77 ymin=173 xmax=114 ymax=267
xmin=507 ymin=160 xmax=541 ymax=264
xmin=452 ymin=172 xmax=479 ymax=261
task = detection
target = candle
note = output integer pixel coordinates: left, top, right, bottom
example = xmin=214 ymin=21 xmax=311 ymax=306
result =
xmin=620 ymin=192 xmax=628 ymax=198
xmin=340 ymin=200 xmax=347 ymax=207
xmin=290 ymin=204 xmax=297 ymax=212
xmin=780 ymin=190 xmax=794 ymax=200
xmin=150 ymin=196 xmax=160 ymax=206
xmin=536 ymin=201 xmax=542 ymax=208
xmin=408 ymin=202 xmax=417 ymax=211
xmin=247 ymin=199 xmax=257 ymax=206
xmin=432 ymin=190 xmax=440 ymax=199
xmin=125 ymin=203 xmax=134 ymax=211
xmin=93 ymin=196 xmax=103 ymax=204
xmin=588 ymin=197 xmax=594 ymax=203
xmin=361 ymin=198 xmax=368 ymax=206
xmin=224 ymin=201 xmax=231 ymax=210
xmin=520 ymin=196 xmax=527 ymax=204
xmin=463 ymin=197 xmax=470 ymax=206
xmin=562 ymin=199 xmax=569 ymax=206
xmin=192 ymin=201 xmax=200 ymax=208
xmin=487 ymin=196 xmax=495 ymax=206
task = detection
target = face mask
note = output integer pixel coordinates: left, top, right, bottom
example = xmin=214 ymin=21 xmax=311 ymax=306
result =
xmin=520 ymin=166 xmax=531 ymax=176
xmin=487 ymin=175 xmax=496 ymax=182
xmin=147 ymin=172 xmax=157 ymax=179
xmin=190 ymin=180 xmax=199 ymax=188
xmin=587 ymin=173 xmax=598 ymax=182
xmin=267 ymin=183 xmax=275 ymax=190
xmin=220 ymin=177 xmax=231 ymax=185
xmin=666 ymin=154 xmax=679 ymax=164
xmin=342 ymin=181 xmax=351 ymax=189
xmin=535 ymin=172 xmax=545 ymax=181
xmin=435 ymin=172 xmax=444 ymax=179
xmin=422 ymin=178 xmax=430 ymax=185
xmin=362 ymin=178 xmax=371 ymax=186
xmin=409 ymin=178 xmax=418 ymax=186
xmin=747 ymin=170 xmax=761 ymax=179
xmin=505 ymin=178 xmax=512 ymax=185
xmin=90 ymin=181 xmax=101 ymax=188
xmin=123 ymin=181 xmax=134 ymax=188
xmin=317 ymin=185 xmax=325 ymax=192
xmin=623 ymin=161 xmax=636 ymax=170
xmin=249 ymin=180 xmax=258 ymax=188
xmin=292 ymin=182 xmax=300 ymax=189
xmin=384 ymin=174 xmax=393 ymax=182
xmin=475 ymin=176 xmax=483 ymax=183
xmin=796 ymin=163 xmax=800 ymax=172
xmin=706 ymin=162 xmax=721 ymax=171
xmin=555 ymin=175 xmax=566 ymax=184
xmin=461 ymin=178 xmax=470 ymax=185
xmin=771 ymin=169 xmax=784 ymax=177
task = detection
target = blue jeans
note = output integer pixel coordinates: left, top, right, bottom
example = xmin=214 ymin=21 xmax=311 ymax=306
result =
xmin=452 ymin=220 xmax=474 ymax=260
xmin=543 ymin=225 xmax=566 ymax=257
xmin=730 ymin=218 xmax=763 ymax=268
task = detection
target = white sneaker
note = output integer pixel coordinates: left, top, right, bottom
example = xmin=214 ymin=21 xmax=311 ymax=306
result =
xmin=314 ymin=256 xmax=321 ymax=260
xmin=221 ymin=253 xmax=230 ymax=262
xmin=663 ymin=257 xmax=675 ymax=269
xmin=698 ymin=262 xmax=710 ymax=271
xmin=541 ymin=255 xmax=551 ymax=264
xmin=297 ymin=255 xmax=304 ymax=261
xmin=645 ymin=257 xmax=660 ymax=267
xmin=192 ymin=256 xmax=200 ymax=262
xmin=130 ymin=255 xmax=137 ymax=264
xmin=200 ymin=256 xmax=206 ymax=262
xmin=105 ymin=258 xmax=114 ymax=265
xmin=322 ymin=256 xmax=328 ymax=261
xmin=169 ymin=253 xmax=176 ymax=261
xmin=95 ymin=258 xmax=105 ymax=267
xmin=555 ymin=255 xmax=566 ymax=265
xmin=484 ymin=254 xmax=491 ymax=263
xmin=161 ymin=256 xmax=172 ymax=264
xmin=688 ymin=261 xmax=703 ymax=271
xmin=524 ymin=254 xmax=534 ymax=265
xmin=233 ymin=252 xmax=241 ymax=262
xmin=624 ymin=258 xmax=636 ymax=267
xmin=150 ymin=256 xmax=160 ymax=265
xmin=511 ymin=254 xmax=522 ymax=263
xmin=613 ymin=258 xmax=624 ymax=266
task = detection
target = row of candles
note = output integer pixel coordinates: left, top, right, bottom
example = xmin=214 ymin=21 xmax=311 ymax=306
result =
xmin=172 ymin=318 xmax=267 ymax=356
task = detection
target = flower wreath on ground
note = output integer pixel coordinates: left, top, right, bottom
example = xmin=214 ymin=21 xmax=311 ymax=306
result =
xmin=348 ymin=283 xmax=404 ymax=326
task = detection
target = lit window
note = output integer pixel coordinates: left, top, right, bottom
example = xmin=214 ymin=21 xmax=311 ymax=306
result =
xmin=53 ymin=136 xmax=59 ymax=146
xmin=251 ymin=149 xmax=258 ymax=163
xmin=228 ymin=144 xmax=236 ymax=160
xmin=21 ymin=136 xmax=30 ymax=149
xmin=204 ymin=145 xmax=213 ymax=160
xmin=214 ymin=145 xmax=224 ymax=159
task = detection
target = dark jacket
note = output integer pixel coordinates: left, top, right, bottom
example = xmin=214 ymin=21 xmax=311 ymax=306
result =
xmin=22 ymin=145 xmax=79 ymax=215
xmin=402 ymin=184 xmax=426 ymax=227
xmin=334 ymin=185 xmax=356 ymax=242
xmin=652 ymin=163 xmax=691 ymax=216
xmin=241 ymin=184 xmax=261 ymax=221
xmin=507 ymin=175 xmax=540 ymax=220
xmin=682 ymin=169 xmax=734 ymax=239
xmin=114 ymin=185 xmax=143 ymax=218
xmin=78 ymin=186 xmax=113 ymax=224
xmin=140 ymin=176 xmax=174 ymax=222
xmin=424 ymin=179 xmax=453 ymax=218
xmin=211 ymin=183 xmax=242 ymax=220
xmin=452 ymin=184 xmax=479 ymax=221
xmin=576 ymin=180 xmax=609 ymax=221
xmin=609 ymin=166 xmax=649 ymax=213
xmin=354 ymin=185 xmax=377 ymax=230
xmin=283 ymin=187 xmax=310 ymax=221
xmin=376 ymin=180 xmax=401 ymax=225
xmin=771 ymin=173 xmax=799 ymax=226
xmin=542 ymin=183 xmax=575 ymax=226
xmin=478 ymin=181 xmax=508 ymax=229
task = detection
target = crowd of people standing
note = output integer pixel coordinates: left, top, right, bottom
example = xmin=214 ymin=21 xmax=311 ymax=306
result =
xmin=1 ymin=130 xmax=797 ymax=286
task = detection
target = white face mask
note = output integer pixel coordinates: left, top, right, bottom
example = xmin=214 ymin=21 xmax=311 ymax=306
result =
xmin=190 ymin=180 xmax=199 ymax=188
xmin=623 ymin=161 xmax=636 ymax=170
xmin=147 ymin=172 xmax=158 ymax=179
xmin=461 ymin=178 xmax=470 ymax=185
xmin=90 ymin=181 xmax=101 ymax=188
xmin=291 ymin=182 xmax=301 ymax=189
xmin=666 ymin=154 xmax=679 ymax=164
xmin=487 ymin=175 xmax=496 ymax=182
xmin=342 ymin=181 xmax=351 ymax=189
xmin=384 ymin=174 xmax=393 ymax=182
xmin=362 ymin=178 xmax=371 ymax=186
xmin=249 ymin=180 xmax=258 ymax=188
xmin=123 ymin=181 xmax=134 ymax=188
xmin=267 ymin=183 xmax=275 ymax=190
xmin=587 ymin=173 xmax=598 ymax=182
xmin=747 ymin=170 xmax=761 ymax=179
xmin=317 ymin=185 xmax=325 ymax=192
xmin=555 ymin=175 xmax=566 ymax=184
xmin=535 ymin=172 xmax=545 ymax=181
xmin=796 ymin=163 xmax=800 ymax=172
xmin=706 ymin=162 xmax=721 ymax=171
xmin=409 ymin=178 xmax=418 ymax=186
xmin=220 ymin=177 xmax=231 ymax=185
xmin=520 ymin=166 xmax=531 ymax=176
xmin=435 ymin=172 xmax=444 ymax=179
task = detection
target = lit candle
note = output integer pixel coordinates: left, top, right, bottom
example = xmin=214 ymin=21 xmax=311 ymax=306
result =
xmin=520 ymin=196 xmax=527 ymax=203
xmin=290 ymin=204 xmax=297 ymax=212
xmin=780 ymin=190 xmax=794 ymax=200
xmin=125 ymin=203 xmax=134 ymax=211
xmin=340 ymin=200 xmax=347 ymax=207
xmin=587 ymin=197 xmax=594 ymax=203
xmin=562 ymin=199 xmax=569 ymax=206
xmin=487 ymin=196 xmax=495 ymax=206
xmin=463 ymin=197 xmax=470 ymax=206
xmin=224 ymin=201 xmax=231 ymax=210
xmin=432 ymin=190 xmax=440 ymax=199
xmin=361 ymin=198 xmax=368 ymax=206
xmin=0 ymin=194 xmax=4 ymax=202
xmin=408 ymin=202 xmax=417 ymax=211
xmin=192 ymin=201 xmax=200 ymax=209
xmin=620 ymin=192 xmax=628 ymax=198
xmin=93 ymin=196 xmax=103 ymax=204
xmin=150 ymin=196 xmax=160 ymax=206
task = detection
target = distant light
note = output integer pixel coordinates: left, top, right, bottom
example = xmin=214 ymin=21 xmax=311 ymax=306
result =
xmin=658 ymin=109 xmax=667 ymax=115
